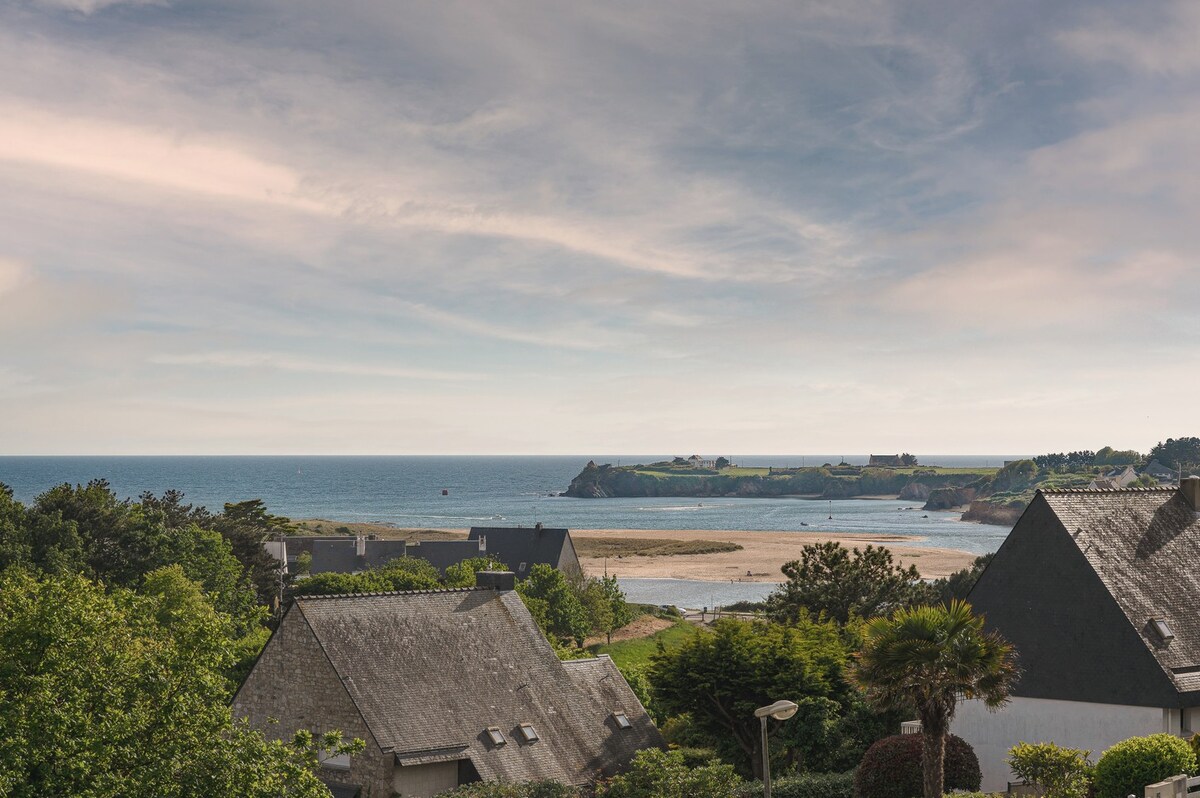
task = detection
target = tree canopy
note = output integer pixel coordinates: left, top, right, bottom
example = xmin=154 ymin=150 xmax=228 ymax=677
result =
xmin=1150 ymin=437 xmax=1200 ymax=471
xmin=650 ymin=615 xmax=869 ymax=778
xmin=766 ymin=541 xmax=931 ymax=625
xmin=0 ymin=567 xmax=355 ymax=798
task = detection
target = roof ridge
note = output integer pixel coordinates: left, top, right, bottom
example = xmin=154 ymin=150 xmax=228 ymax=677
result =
xmin=1039 ymin=486 xmax=1177 ymax=494
xmin=295 ymin=586 xmax=490 ymax=600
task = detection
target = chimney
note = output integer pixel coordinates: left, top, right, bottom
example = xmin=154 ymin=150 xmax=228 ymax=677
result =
xmin=535 ymin=522 xmax=544 ymax=533
xmin=477 ymin=535 xmax=487 ymax=552
xmin=476 ymin=571 xmax=516 ymax=592
xmin=1181 ymin=476 xmax=1200 ymax=512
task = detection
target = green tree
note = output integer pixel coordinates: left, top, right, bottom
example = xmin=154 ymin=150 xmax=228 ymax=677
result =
xmin=578 ymin=575 xmax=634 ymax=643
xmin=595 ymin=748 xmax=742 ymax=798
xmin=517 ymin=564 xmax=590 ymax=647
xmin=292 ymin=556 xmax=442 ymax=596
xmin=444 ymin=555 xmax=506 ymax=588
xmin=650 ymin=616 xmax=852 ymax=778
xmin=854 ymin=600 xmax=1018 ymax=798
xmin=1150 ymin=438 xmax=1200 ymax=472
xmin=214 ymin=499 xmax=293 ymax=605
xmin=929 ymin=553 xmax=994 ymax=605
xmin=766 ymin=542 xmax=931 ymax=625
xmin=1007 ymin=741 xmax=1093 ymax=798
xmin=0 ymin=567 xmax=349 ymax=797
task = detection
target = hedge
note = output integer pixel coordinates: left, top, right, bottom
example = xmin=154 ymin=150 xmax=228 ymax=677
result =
xmin=854 ymin=734 xmax=980 ymax=798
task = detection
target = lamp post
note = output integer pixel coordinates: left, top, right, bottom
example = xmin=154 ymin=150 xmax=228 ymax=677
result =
xmin=754 ymin=700 xmax=799 ymax=798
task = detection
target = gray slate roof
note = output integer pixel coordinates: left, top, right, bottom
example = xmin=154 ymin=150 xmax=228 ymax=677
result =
xmin=1040 ymin=487 xmax=1200 ymax=694
xmin=970 ymin=486 xmax=1200 ymax=706
xmin=408 ymin=540 xmax=487 ymax=573
xmin=467 ymin=527 xmax=578 ymax=576
xmin=291 ymin=588 xmax=661 ymax=784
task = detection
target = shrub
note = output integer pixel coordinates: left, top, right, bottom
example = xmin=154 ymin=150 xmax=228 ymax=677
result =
xmin=434 ymin=781 xmax=577 ymax=798
xmin=1093 ymin=734 xmax=1196 ymax=798
xmin=596 ymin=748 xmax=743 ymax=798
xmin=1006 ymin=741 xmax=1092 ymax=798
xmin=854 ymin=734 xmax=981 ymax=798
xmin=737 ymin=770 xmax=856 ymax=798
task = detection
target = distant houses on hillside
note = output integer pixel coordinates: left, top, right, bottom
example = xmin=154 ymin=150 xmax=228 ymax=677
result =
xmin=233 ymin=571 xmax=661 ymax=797
xmin=953 ymin=478 xmax=1200 ymax=791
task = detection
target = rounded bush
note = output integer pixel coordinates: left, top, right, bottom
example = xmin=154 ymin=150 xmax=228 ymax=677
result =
xmin=855 ymin=733 xmax=981 ymax=798
xmin=1094 ymin=734 xmax=1197 ymax=798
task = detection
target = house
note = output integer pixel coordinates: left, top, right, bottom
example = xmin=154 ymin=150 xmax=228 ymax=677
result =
xmin=232 ymin=572 xmax=662 ymax=798
xmin=1103 ymin=465 xmax=1139 ymax=488
xmin=868 ymin=454 xmax=905 ymax=467
xmin=310 ymin=538 xmax=410 ymax=574
xmin=952 ymin=479 xmax=1200 ymax=791
xmin=407 ymin=539 xmax=489 ymax=573
xmin=467 ymin=525 xmax=582 ymax=579
xmin=1145 ymin=460 xmax=1179 ymax=481
xmin=1087 ymin=477 xmax=1121 ymax=491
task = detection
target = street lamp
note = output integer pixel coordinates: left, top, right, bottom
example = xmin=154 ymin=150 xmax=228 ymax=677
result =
xmin=754 ymin=700 xmax=799 ymax=798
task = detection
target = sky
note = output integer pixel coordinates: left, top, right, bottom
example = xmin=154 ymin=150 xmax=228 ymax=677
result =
xmin=1 ymin=0 xmax=1197 ymax=455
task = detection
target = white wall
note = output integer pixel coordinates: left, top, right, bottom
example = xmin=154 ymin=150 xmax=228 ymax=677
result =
xmin=953 ymin=697 xmax=1170 ymax=792
xmin=392 ymin=761 xmax=459 ymax=798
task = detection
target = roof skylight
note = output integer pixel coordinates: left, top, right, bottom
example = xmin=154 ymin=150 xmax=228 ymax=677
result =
xmin=486 ymin=727 xmax=507 ymax=746
xmin=518 ymin=723 xmax=539 ymax=742
xmin=1151 ymin=618 xmax=1175 ymax=642
xmin=613 ymin=712 xmax=632 ymax=730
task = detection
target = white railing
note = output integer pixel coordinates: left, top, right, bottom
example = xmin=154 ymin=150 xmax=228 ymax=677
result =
xmin=1144 ymin=774 xmax=1200 ymax=798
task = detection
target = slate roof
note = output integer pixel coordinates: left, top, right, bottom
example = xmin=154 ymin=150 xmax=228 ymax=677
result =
xmin=290 ymin=587 xmax=661 ymax=784
xmin=1040 ymin=487 xmax=1200 ymax=695
xmin=969 ymin=486 xmax=1200 ymax=706
xmin=408 ymin=540 xmax=487 ymax=573
xmin=467 ymin=527 xmax=579 ymax=576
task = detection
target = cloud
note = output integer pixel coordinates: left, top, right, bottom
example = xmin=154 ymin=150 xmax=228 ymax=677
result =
xmin=149 ymin=352 xmax=485 ymax=382
xmin=30 ymin=0 xmax=166 ymax=13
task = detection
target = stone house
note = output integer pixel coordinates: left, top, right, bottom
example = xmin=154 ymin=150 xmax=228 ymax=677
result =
xmin=952 ymin=479 xmax=1200 ymax=791
xmin=232 ymin=572 xmax=661 ymax=797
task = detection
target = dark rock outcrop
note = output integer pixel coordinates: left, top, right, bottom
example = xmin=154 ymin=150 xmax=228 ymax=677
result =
xmin=924 ymin=487 xmax=976 ymax=510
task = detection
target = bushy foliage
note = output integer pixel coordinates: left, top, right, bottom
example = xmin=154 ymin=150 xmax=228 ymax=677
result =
xmin=434 ymin=780 xmax=578 ymax=797
xmin=1007 ymin=741 xmax=1092 ymax=798
xmin=1093 ymin=734 xmax=1196 ymax=798
xmin=766 ymin=542 xmax=931 ymax=625
xmin=1149 ymin=438 xmax=1200 ymax=470
xmin=292 ymin=556 xmax=442 ymax=595
xmin=596 ymin=748 xmax=743 ymax=798
xmin=928 ymin=554 xmax=993 ymax=605
xmin=517 ymin=564 xmax=591 ymax=646
xmin=0 ymin=568 xmax=351 ymax=797
xmin=854 ymin=734 xmax=980 ymax=798
xmin=736 ymin=770 xmax=856 ymax=798
xmin=444 ymin=555 xmax=506 ymax=588
xmin=650 ymin=615 xmax=863 ymax=778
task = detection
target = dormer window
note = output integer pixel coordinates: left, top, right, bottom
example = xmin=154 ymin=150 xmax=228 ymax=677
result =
xmin=1151 ymin=618 xmax=1175 ymax=643
xmin=486 ymin=727 xmax=506 ymax=746
xmin=613 ymin=712 xmax=631 ymax=730
xmin=518 ymin=723 xmax=538 ymax=742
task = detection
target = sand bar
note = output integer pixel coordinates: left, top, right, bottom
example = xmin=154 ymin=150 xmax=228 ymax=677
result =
xmin=570 ymin=528 xmax=975 ymax=583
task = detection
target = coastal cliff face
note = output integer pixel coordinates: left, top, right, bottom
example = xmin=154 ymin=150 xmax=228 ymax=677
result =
xmin=923 ymin=486 xmax=977 ymax=510
xmin=961 ymin=499 xmax=1024 ymax=525
xmin=564 ymin=461 xmax=996 ymax=503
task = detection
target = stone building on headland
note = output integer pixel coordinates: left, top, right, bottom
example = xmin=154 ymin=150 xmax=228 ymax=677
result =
xmin=232 ymin=571 xmax=660 ymax=797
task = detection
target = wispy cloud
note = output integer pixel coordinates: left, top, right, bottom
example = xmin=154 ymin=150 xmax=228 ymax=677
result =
xmin=149 ymin=352 xmax=485 ymax=382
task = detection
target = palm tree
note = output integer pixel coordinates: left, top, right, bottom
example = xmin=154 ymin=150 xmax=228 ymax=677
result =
xmin=855 ymin=600 xmax=1019 ymax=798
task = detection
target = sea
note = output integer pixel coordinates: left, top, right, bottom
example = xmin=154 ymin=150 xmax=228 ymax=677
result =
xmin=0 ymin=455 xmax=1023 ymax=608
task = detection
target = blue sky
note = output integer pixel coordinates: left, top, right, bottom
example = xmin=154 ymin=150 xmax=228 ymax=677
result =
xmin=1 ymin=0 xmax=1197 ymax=454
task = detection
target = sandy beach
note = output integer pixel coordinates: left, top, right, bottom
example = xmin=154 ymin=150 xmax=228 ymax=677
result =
xmin=570 ymin=528 xmax=976 ymax=583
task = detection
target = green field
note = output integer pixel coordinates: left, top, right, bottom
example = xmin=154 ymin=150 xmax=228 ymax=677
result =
xmin=574 ymin=538 xmax=742 ymax=558
xmin=589 ymin=621 xmax=700 ymax=670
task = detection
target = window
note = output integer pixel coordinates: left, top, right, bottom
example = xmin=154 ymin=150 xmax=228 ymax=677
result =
xmin=1151 ymin=618 xmax=1175 ymax=642
xmin=518 ymin=562 xmax=527 ymax=572
xmin=613 ymin=712 xmax=631 ymax=730
xmin=319 ymin=749 xmax=351 ymax=771
xmin=518 ymin=723 xmax=539 ymax=742
xmin=486 ymin=727 xmax=506 ymax=746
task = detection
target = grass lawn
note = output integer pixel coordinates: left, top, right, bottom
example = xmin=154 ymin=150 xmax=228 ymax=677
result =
xmin=589 ymin=620 xmax=700 ymax=670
